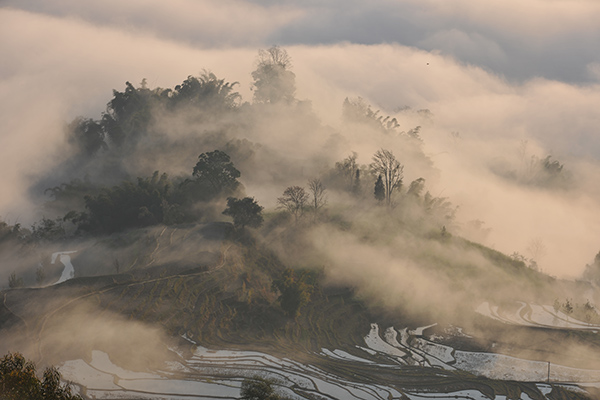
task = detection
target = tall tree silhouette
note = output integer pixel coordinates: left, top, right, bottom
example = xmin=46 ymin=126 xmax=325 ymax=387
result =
xmin=193 ymin=150 xmax=241 ymax=194
xmin=251 ymin=46 xmax=296 ymax=104
xmin=370 ymin=149 xmax=403 ymax=206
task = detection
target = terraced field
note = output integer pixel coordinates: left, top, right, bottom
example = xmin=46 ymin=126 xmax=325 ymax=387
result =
xmin=58 ymin=330 xmax=593 ymax=400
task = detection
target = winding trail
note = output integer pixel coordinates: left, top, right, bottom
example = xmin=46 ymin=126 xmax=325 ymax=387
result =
xmin=52 ymin=251 xmax=78 ymax=285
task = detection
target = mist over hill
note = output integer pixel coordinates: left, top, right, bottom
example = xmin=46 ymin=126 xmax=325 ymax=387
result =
xmin=3 ymin=3 xmax=600 ymax=398
xmin=3 ymin=5 xmax=600 ymax=276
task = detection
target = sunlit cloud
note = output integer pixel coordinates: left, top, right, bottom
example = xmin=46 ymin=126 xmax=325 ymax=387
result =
xmin=4 ymin=0 xmax=305 ymax=47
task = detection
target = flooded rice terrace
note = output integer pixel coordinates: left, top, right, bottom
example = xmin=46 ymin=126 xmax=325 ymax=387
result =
xmin=59 ymin=323 xmax=597 ymax=400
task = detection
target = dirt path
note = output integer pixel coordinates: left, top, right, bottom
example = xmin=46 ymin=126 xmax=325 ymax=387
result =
xmin=2 ymin=292 xmax=29 ymax=331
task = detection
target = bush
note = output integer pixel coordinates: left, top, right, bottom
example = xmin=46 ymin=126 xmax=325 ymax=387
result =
xmin=240 ymin=377 xmax=287 ymax=400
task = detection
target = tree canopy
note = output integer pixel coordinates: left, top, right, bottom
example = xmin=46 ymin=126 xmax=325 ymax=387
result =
xmin=222 ymin=197 xmax=264 ymax=229
xmin=79 ymin=171 xmax=174 ymax=234
xmin=67 ymin=117 xmax=107 ymax=156
xmin=101 ymin=80 xmax=160 ymax=148
xmin=272 ymin=268 xmax=315 ymax=318
xmin=277 ymin=186 xmax=309 ymax=221
xmin=374 ymin=175 xmax=385 ymax=203
xmin=171 ymin=71 xmax=241 ymax=112
xmin=193 ymin=150 xmax=241 ymax=195
xmin=342 ymin=97 xmax=400 ymax=133
xmin=0 ymin=352 xmax=82 ymax=400
xmin=251 ymin=46 xmax=296 ymax=104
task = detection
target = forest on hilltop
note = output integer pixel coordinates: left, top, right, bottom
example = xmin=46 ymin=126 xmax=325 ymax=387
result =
xmin=0 ymin=46 xmax=593 ymax=333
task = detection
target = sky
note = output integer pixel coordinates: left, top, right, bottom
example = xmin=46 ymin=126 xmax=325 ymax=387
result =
xmin=1 ymin=0 xmax=600 ymax=277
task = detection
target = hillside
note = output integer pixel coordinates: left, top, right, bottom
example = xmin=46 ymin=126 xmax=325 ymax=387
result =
xmin=1 ymin=220 xmax=600 ymax=399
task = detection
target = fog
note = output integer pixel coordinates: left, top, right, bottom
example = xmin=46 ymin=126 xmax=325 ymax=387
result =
xmin=5 ymin=7 xmax=600 ymax=394
xmin=2 ymin=1 xmax=600 ymax=308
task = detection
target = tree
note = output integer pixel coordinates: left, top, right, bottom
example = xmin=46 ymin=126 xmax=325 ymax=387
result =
xmin=0 ymin=352 xmax=82 ymax=400
xmin=352 ymin=169 xmax=361 ymax=194
xmin=171 ymin=71 xmax=241 ymax=111
xmin=563 ymin=299 xmax=574 ymax=320
xmin=36 ymin=266 xmax=46 ymax=286
xmin=370 ymin=149 xmax=403 ymax=206
xmin=374 ymin=175 xmax=385 ymax=203
xmin=277 ymin=186 xmax=309 ymax=221
xmin=307 ymin=178 xmax=327 ymax=214
xmin=67 ymin=117 xmax=107 ymax=156
xmin=30 ymin=217 xmax=66 ymax=242
xmin=0 ymin=220 xmax=22 ymax=244
xmin=583 ymin=300 xmax=595 ymax=323
xmin=272 ymin=268 xmax=314 ymax=318
xmin=553 ymin=298 xmax=561 ymax=314
xmin=80 ymin=171 xmax=174 ymax=234
xmin=251 ymin=46 xmax=296 ymax=104
xmin=423 ymin=191 xmax=456 ymax=223
xmin=342 ymin=97 xmax=400 ymax=133
xmin=441 ymin=225 xmax=450 ymax=238
xmin=526 ymin=237 xmax=547 ymax=269
xmin=193 ymin=150 xmax=241 ymax=194
xmin=8 ymin=272 xmax=23 ymax=289
xmin=334 ymin=152 xmax=358 ymax=191
xmin=537 ymin=155 xmax=569 ymax=187
xmin=101 ymin=80 xmax=160 ymax=148
xmin=406 ymin=178 xmax=425 ymax=198
xmin=222 ymin=197 xmax=264 ymax=229
xmin=240 ymin=377 xmax=282 ymax=400
xmin=582 ymin=250 xmax=600 ymax=283
xmin=43 ymin=178 xmax=99 ymax=220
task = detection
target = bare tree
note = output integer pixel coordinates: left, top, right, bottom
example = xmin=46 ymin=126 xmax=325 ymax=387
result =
xmin=526 ymin=237 xmax=547 ymax=267
xmin=308 ymin=178 xmax=327 ymax=214
xmin=277 ymin=186 xmax=309 ymax=221
xmin=370 ymin=149 xmax=403 ymax=206
xmin=256 ymin=46 xmax=292 ymax=69
xmin=334 ymin=152 xmax=358 ymax=190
